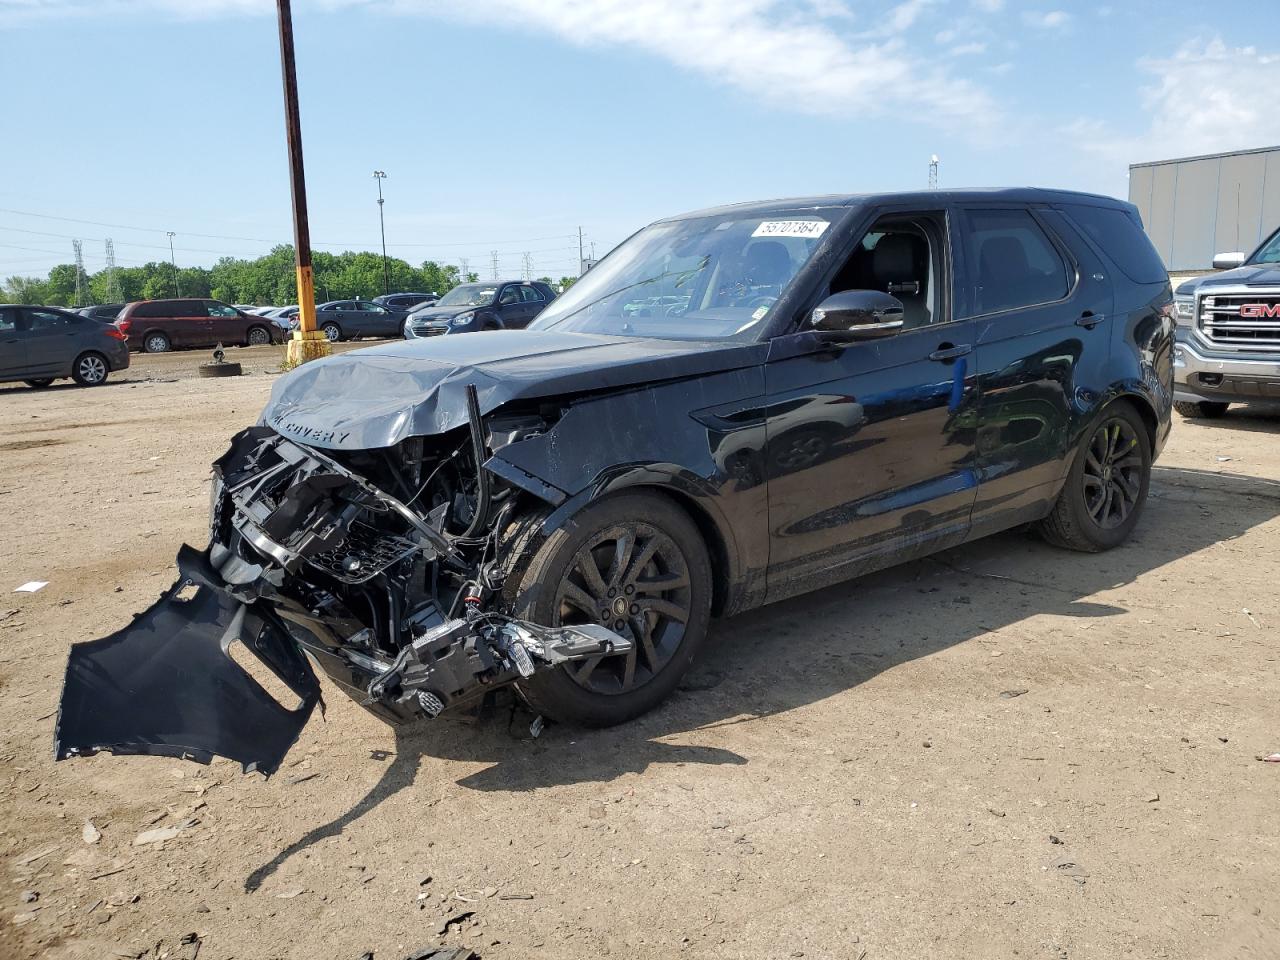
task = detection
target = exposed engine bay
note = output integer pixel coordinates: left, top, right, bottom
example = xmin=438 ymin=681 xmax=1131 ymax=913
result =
xmin=55 ymin=385 xmax=630 ymax=775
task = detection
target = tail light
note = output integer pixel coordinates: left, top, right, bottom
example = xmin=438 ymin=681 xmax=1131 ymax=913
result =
xmin=106 ymin=325 xmax=127 ymax=341
xmin=115 ymin=319 xmax=131 ymax=335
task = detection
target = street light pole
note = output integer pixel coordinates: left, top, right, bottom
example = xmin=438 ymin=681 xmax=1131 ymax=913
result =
xmin=276 ymin=0 xmax=329 ymax=366
xmin=373 ymin=170 xmax=389 ymax=295
xmin=166 ymin=231 xmax=180 ymax=296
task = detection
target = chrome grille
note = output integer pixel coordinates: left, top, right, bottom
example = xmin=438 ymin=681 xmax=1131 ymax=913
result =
xmin=1198 ymin=290 xmax=1280 ymax=349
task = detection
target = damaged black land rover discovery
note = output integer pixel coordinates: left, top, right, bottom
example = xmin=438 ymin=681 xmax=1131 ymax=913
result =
xmin=57 ymin=189 xmax=1175 ymax=775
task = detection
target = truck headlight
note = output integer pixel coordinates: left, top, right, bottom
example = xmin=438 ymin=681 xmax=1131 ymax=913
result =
xmin=1174 ymin=296 xmax=1194 ymax=326
xmin=451 ymin=311 xmax=475 ymax=326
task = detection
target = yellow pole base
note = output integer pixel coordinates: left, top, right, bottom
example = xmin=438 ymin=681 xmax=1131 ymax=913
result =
xmin=283 ymin=329 xmax=333 ymax=370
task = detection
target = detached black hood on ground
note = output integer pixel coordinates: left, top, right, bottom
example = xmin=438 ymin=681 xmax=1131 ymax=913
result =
xmin=262 ymin=329 xmax=764 ymax=450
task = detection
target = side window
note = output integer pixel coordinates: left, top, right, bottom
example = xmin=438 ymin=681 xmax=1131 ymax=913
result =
xmin=1063 ymin=204 xmax=1167 ymax=284
xmin=964 ymin=209 xmax=1071 ymax=315
xmin=0 ymin=307 xmax=21 ymax=332
xmin=177 ymin=300 xmax=208 ymax=318
xmin=26 ymin=309 xmax=75 ymax=331
xmin=828 ymin=212 xmax=946 ymax=329
xmin=498 ymin=286 xmax=521 ymax=306
xmin=520 ymin=286 xmax=544 ymax=303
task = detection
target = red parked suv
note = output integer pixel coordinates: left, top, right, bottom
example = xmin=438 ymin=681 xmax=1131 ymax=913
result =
xmin=116 ymin=299 xmax=282 ymax=353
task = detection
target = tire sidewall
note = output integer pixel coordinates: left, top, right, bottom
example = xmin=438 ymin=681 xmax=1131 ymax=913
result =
xmin=247 ymin=326 xmax=270 ymax=346
xmin=72 ymin=352 xmax=108 ymax=386
xmin=1063 ymin=404 xmax=1152 ymax=550
xmin=144 ymin=333 xmax=169 ymax=353
xmin=512 ymin=491 xmax=713 ymax=726
xmin=322 ymin=323 xmax=341 ymax=342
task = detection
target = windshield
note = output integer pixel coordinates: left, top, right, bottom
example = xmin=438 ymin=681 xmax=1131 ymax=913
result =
xmin=437 ymin=283 xmax=497 ymax=307
xmin=529 ymin=210 xmax=841 ymax=339
xmin=1249 ymin=227 xmax=1280 ymax=265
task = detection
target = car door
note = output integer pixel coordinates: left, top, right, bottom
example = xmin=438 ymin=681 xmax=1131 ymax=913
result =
xmin=762 ymin=207 xmax=980 ymax=598
xmin=494 ymin=284 xmax=523 ymax=328
xmin=960 ymin=206 xmax=1115 ymax=538
xmin=512 ymin=284 xmax=546 ymax=327
xmin=205 ymin=301 xmax=246 ymax=345
xmin=0 ymin=306 xmax=27 ymax=378
xmin=359 ymin=302 xmax=398 ymax=336
xmin=21 ymin=308 xmax=81 ymax=377
xmin=167 ymin=300 xmax=206 ymax=348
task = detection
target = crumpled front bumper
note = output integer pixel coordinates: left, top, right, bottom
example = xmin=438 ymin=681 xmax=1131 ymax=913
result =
xmin=55 ymin=546 xmax=322 ymax=776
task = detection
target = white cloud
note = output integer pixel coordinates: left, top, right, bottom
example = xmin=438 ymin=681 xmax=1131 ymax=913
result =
xmin=971 ymin=0 xmax=1004 ymax=10
xmin=948 ymin=41 xmax=987 ymax=56
xmin=3 ymin=0 xmax=998 ymax=128
xmin=1069 ymin=38 xmax=1280 ymax=165
xmin=1022 ymin=9 xmax=1070 ymax=29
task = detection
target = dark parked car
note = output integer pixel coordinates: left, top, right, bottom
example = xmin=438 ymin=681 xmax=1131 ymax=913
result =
xmin=56 ymin=189 xmax=1174 ymax=775
xmin=404 ymin=280 xmax=555 ymax=338
xmin=374 ymin=292 xmax=438 ymax=311
xmin=1 ymin=304 xmax=130 ymax=388
xmin=314 ymin=299 xmax=408 ymax=341
xmin=78 ymin=303 xmax=125 ymax=322
xmin=116 ymin=299 xmax=282 ymax=353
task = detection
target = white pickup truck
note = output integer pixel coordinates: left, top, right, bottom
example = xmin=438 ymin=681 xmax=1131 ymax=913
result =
xmin=1173 ymin=226 xmax=1280 ymax=417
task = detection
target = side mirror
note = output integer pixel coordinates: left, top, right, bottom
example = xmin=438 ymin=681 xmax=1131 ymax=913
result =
xmin=1212 ymin=251 xmax=1246 ymax=270
xmin=809 ymin=290 xmax=905 ymax=341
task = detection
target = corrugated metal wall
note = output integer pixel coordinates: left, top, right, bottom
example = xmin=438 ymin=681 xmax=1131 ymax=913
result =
xmin=1129 ymin=146 xmax=1280 ymax=271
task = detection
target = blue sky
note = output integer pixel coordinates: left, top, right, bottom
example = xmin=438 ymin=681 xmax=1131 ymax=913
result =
xmin=2 ymin=0 xmax=1278 ymax=281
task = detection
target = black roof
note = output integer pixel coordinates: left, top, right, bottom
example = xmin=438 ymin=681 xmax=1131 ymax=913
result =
xmin=664 ymin=188 xmax=1132 ymax=222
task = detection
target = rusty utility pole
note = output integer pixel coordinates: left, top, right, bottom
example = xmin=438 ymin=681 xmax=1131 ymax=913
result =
xmin=276 ymin=0 xmax=329 ymax=366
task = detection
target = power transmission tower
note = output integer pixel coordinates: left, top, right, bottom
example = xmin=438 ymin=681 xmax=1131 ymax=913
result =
xmin=928 ymin=154 xmax=939 ymax=189
xmin=578 ymin=226 xmax=585 ymax=274
xmin=521 ymin=252 xmax=533 ymax=280
xmin=459 ymin=257 xmax=470 ymax=283
xmin=72 ymin=239 xmax=87 ymax=306
xmin=103 ymin=239 xmax=122 ymax=303
xmin=491 ymin=250 xmax=499 ymax=280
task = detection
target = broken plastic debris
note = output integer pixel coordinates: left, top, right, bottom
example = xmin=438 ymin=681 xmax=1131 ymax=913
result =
xmin=82 ymin=821 xmax=101 ymax=844
xmin=529 ymin=715 xmax=545 ymax=738
xmin=14 ymin=581 xmax=48 ymax=593
xmin=1259 ymin=753 xmax=1280 ymax=763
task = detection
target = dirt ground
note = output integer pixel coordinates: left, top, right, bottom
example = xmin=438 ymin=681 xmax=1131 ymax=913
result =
xmin=2 ymin=344 xmax=1279 ymax=960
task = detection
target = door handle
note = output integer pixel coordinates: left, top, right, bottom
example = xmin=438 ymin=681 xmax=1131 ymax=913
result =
xmin=929 ymin=343 xmax=972 ymax=362
xmin=1076 ymin=311 xmax=1105 ymax=329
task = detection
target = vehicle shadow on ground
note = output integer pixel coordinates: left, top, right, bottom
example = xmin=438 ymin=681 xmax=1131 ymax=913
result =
xmin=243 ymin=463 xmax=1280 ymax=892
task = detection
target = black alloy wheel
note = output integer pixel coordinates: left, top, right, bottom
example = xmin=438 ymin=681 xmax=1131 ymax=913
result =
xmin=1081 ymin=418 xmax=1143 ymax=529
xmin=556 ymin=522 xmax=693 ymax=695
xmin=1038 ymin=402 xmax=1152 ymax=553
xmin=511 ymin=491 xmax=712 ymax=726
xmin=247 ymin=325 xmax=272 ymax=346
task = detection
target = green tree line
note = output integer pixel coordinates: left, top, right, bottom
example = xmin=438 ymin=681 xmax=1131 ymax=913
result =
xmin=2 ymin=245 xmax=576 ymax=307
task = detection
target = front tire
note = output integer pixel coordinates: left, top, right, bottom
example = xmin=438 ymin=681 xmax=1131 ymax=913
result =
xmin=1174 ymin=400 xmax=1229 ymax=419
xmin=511 ymin=491 xmax=713 ymax=727
xmin=246 ymin=325 xmax=272 ymax=346
xmin=71 ymin=352 xmax=109 ymax=386
xmin=1038 ymin=403 xmax=1151 ymax=552
xmin=321 ymin=322 xmax=342 ymax=343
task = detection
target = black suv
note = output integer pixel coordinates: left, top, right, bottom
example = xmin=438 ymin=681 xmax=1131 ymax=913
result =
xmin=57 ymin=189 xmax=1175 ymax=776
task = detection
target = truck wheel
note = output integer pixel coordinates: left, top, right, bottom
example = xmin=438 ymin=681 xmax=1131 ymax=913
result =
xmin=512 ymin=491 xmax=713 ymax=727
xmin=1038 ymin=403 xmax=1151 ymax=553
xmin=1174 ymin=400 xmax=1229 ymax=419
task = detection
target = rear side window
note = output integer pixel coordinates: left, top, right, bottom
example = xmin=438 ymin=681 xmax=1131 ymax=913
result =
xmin=520 ymin=286 xmax=544 ymax=303
xmin=178 ymin=300 xmax=208 ymax=317
xmin=964 ymin=209 xmax=1071 ymax=315
xmin=0 ymin=307 xmax=19 ymax=332
xmin=1063 ymin=204 xmax=1168 ymax=284
xmin=27 ymin=309 xmax=78 ymax=330
xmin=132 ymin=302 xmax=167 ymax=318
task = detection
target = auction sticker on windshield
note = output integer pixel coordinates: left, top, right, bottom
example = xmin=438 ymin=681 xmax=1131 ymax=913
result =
xmin=752 ymin=220 xmax=829 ymax=239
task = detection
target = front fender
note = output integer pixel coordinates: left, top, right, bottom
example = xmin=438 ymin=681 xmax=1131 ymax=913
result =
xmin=488 ymin=365 xmax=770 ymax=615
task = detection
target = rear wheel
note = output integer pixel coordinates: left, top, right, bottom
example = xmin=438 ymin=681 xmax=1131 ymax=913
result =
xmin=321 ymin=322 xmax=342 ymax=342
xmin=143 ymin=332 xmax=170 ymax=353
xmin=24 ymin=378 xmax=54 ymax=388
xmin=1174 ymin=400 xmax=1229 ymax=419
xmin=246 ymin=325 xmax=271 ymax=346
xmin=71 ymin=352 xmax=109 ymax=386
xmin=512 ymin=491 xmax=713 ymax=727
xmin=1038 ymin=403 xmax=1151 ymax=552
